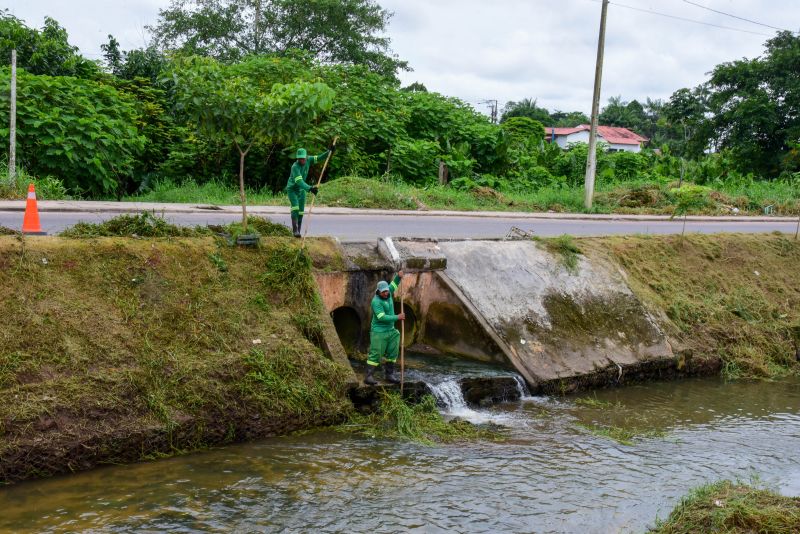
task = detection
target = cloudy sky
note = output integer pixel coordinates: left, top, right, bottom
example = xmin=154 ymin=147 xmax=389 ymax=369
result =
xmin=6 ymin=1 xmax=799 ymax=116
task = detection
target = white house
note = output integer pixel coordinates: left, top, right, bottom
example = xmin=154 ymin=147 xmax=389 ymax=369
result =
xmin=544 ymin=125 xmax=648 ymax=153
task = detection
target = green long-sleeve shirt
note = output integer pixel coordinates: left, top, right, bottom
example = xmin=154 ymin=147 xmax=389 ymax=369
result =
xmin=285 ymin=150 xmax=330 ymax=193
xmin=370 ymin=274 xmax=402 ymax=333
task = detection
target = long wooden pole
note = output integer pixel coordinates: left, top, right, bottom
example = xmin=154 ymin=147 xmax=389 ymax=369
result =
xmin=301 ymin=136 xmax=338 ymax=247
xmin=400 ymin=295 xmax=405 ymax=394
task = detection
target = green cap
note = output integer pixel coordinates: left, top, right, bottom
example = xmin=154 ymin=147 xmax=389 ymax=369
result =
xmin=376 ymin=281 xmax=390 ymax=294
xmin=296 ymin=148 xmax=307 ymax=159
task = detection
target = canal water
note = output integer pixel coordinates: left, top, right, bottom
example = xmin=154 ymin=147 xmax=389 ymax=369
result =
xmin=2 ymin=374 xmax=800 ymax=533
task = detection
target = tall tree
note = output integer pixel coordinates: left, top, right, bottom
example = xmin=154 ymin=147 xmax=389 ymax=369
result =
xmin=701 ymin=31 xmax=800 ymax=176
xmin=149 ymin=0 xmax=407 ymax=78
xmin=500 ymin=98 xmax=550 ymax=125
xmin=102 ymin=35 xmax=168 ymax=83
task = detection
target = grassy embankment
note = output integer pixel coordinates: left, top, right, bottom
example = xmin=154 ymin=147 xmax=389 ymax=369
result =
xmin=651 ymin=481 xmax=800 ymax=533
xmin=123 ymin=175 xmax=800 ymax=216
xmin=590 ymin=233 xmax=800 ymax=380
xmin=0 ymin=216 xmax=357 ymax=484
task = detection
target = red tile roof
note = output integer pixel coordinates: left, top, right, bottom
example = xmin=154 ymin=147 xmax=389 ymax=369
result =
xmin=545 ymin=124 xmax=648 ymax=145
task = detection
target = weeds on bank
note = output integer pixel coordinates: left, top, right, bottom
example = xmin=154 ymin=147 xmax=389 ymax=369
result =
xmin=651 ymin=480 xmax=800 ymax=534
xmin=340 ymin=391 xmax=505 ymax=445
xmin=538 ymin=235 xmax=582 ymax=274
xmin=602 ymin=234 xmax=800 ymax=380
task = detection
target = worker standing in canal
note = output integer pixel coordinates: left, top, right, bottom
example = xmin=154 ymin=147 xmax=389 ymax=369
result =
xmin=364 ymin=271 xmax=405 ymax=385
xmin=285 ymin=144 xmax=334 ymax=237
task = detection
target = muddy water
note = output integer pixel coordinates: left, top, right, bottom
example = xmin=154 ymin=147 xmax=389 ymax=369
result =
xmin=2 ymin=377 xmax=800 ymax=533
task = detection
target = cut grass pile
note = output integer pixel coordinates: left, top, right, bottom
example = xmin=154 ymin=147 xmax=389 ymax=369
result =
xmin=59 ymin=213 xmax=292 ymax=239
xmin=589 ymin=233 xmax=800 ymax=379
xmin=340 ymin=391 xmax=504 ymax=445
xmin=651 ymin=481 xmax=800 ymax=533
xmin=0 ymin=235 xmax=353 ymax=484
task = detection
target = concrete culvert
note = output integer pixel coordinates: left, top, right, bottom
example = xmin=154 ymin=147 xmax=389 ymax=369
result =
xmin=393 ymin=300 xmax=418 ymax=347
xmin=331 ymin=306 xmax=362 ymax=354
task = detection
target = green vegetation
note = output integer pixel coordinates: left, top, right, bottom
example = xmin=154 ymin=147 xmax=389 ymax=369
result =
xmin=340 ymin=391 xmax=503 ymax=445
xmin=57 ymin=213 xmax=291 ymax=240
xmin=59 ymin=212 xmax=210 ymax=238
xmin=651 ymin=481 xmax=800 ymax=534
xmin=539 ymin=235 xmax=582 ymax=274
xmin=574 ymin=395 xmax=617 ymax=409
xmin=2 ymin=10 xmax=799 ymax=216
xmin=0 ymin=235 xmax=353 ymax=484
xmin=595 ymin=234 xmax=800 ymax=379
xmin=576 ymin=422 xmax=667 ymax=446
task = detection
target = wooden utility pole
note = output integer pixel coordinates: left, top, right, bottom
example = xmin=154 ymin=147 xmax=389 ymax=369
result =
xmin=584 ymin=0 xmax=609 ymax=210
xmin=9 ymin=49 xmax=16 ymax=184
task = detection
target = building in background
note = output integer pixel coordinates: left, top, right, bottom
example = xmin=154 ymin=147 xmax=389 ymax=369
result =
xmin=545 ymin=125 xmax=648 ymax=153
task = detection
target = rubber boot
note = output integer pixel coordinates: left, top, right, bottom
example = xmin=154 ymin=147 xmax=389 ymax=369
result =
xmin=291 ymin=216 xmax=300 ymax=238
xmin=364 ymin=365 xmax=378 ymax=386
xmin=383 ymin=362 xmax=400 ymax=384
xmin=297 ymin=215 xmax=304 ymax=236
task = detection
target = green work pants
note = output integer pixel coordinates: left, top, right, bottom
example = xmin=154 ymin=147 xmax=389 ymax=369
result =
xmin=367 ymin=329 xmax=400 ymax=366
xmin=287 ymin=190 xmax=306 ymax=223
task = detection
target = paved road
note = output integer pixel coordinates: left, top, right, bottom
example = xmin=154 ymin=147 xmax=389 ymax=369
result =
xmin=1 ymin=209 xmax=798 ymax=240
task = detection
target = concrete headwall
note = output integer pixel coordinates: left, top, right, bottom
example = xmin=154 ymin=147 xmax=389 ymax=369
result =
xmin=314 ymin=238 xmax=678 ymax=392
xmin=436 ymin=240 xmax=675 ymax=390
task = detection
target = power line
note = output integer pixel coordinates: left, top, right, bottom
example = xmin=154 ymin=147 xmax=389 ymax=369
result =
xmin=681 ymin=0 xmax=796 ymax=34
xmin=587 ymin=0 xmax=773 ymax=37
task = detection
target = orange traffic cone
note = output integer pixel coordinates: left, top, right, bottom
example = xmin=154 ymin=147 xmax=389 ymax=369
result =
xmin=22 ymin=183 xmax=46 ymax=235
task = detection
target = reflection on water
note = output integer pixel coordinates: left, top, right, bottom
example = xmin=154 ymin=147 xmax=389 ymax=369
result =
xmin=2 ymin=377 xmax=800 ymax=533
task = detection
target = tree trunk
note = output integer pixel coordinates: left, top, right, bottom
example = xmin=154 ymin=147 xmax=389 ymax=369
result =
xmin=239 ymin=150 xmax=247 ymax=232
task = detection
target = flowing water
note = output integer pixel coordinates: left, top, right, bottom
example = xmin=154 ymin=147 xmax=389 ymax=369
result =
xmin=3 ymin=373 xmax=800 ymax=533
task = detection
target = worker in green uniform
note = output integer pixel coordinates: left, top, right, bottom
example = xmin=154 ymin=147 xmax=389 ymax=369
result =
xmin=364 ymin=271 xmax=405 ymax=385
xmin=285 ymin=144 xmax=334 ymax=237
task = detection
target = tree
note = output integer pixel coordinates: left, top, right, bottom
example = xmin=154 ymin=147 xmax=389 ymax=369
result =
xmin=102 ymin=35 xmax=168 ymax=83
xmin=699 ymin=31 xmax=800 ymax=176
xmin=169 ymin=56 xmax=334 ymax=230
xmin=500 ymin=97 xmax=550 ymax=125
xmin=0 ymin=11 xmax=98 ymax=78
xmin=149 ymin=0 xmax=407 ymax=78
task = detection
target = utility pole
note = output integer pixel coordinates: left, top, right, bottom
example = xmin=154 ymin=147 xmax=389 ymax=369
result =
xmin=584 ymin=0 xmax=609 ymax=210
xmin=8 ymin=49 xmax=16 ymax=184
xmin=481 ymin=99 xmax=498 ymax=124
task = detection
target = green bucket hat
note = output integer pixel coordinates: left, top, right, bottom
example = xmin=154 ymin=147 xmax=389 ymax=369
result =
xmin=296 ymin=148 xmax=307 ymax=159
xmin=376 ymin=280 xmax=390 ymax=294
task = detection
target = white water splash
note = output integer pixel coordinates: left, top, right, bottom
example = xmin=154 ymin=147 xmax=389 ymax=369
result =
xmin=427 ymin=379 xmax=468 ymax=412
xmin=512 ymin=375 xmax=535 ymax=401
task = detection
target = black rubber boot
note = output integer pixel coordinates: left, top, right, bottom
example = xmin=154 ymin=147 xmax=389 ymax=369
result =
xmin=291 ymin=216 xmax=300 ymax=238
xmin=384 ymin=362 xmax=400 ymax=384
xmin=297 ymin=216 xmax=304 ymax=235
xmin=364 ymin=365 xmax=378 ymax=386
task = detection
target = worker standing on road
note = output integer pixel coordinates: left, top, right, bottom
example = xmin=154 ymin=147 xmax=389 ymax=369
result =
xmin=285 ymin=144 xmax=334 ymax=237
xmin=364 ymin=271 xmax=405 ymax=385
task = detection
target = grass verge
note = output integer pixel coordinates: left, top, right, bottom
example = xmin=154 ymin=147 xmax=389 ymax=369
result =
xmin=125 ymin=175 xmax=800 ymax=216
xmin=651 ymin=481 xmax=800 ymax=533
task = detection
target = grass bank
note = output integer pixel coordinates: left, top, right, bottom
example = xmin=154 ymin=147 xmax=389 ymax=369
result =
xmin=0 ymin=233 xmax=354 ymax=485
xmin=586 ymin=233 xmax=800 ymax=379
xmin=651 ymin=481 xmax=800 ymax=533
xmin=125 ymin=176 xmax=800 ymax=216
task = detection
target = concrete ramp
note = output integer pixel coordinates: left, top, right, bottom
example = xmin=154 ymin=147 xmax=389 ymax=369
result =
xmin=437 ymin=240 xmax=674 ymax=391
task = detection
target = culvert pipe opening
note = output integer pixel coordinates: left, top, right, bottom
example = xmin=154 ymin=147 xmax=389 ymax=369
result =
xmin=331 ymin=306 xmax=362 ymax=354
